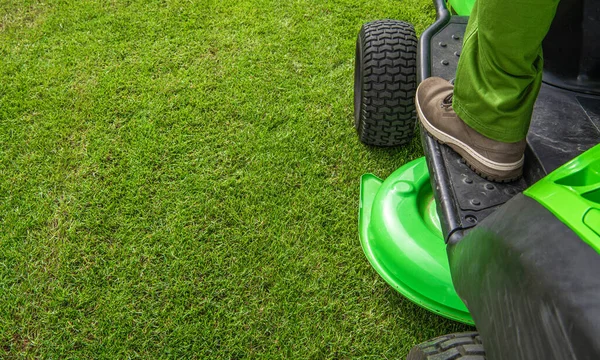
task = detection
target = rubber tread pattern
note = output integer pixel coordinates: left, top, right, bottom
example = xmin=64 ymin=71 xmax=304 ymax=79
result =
xmin=406 ymin=332 xmax=485 ymax=360
xmin=355 ymin=20 xmax=418 ymax=146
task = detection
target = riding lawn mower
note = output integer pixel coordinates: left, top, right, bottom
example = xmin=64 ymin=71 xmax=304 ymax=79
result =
xmin=353 ymin=0 xmax=600 ymax=358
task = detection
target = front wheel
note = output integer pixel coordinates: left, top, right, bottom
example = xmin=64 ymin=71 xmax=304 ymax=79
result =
xmin=354 ymin=19 xmax=418 ymax=147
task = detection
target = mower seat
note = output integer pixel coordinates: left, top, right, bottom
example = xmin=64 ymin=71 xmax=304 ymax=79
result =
xmin=543 ymin=0 xmax=600 ymax=95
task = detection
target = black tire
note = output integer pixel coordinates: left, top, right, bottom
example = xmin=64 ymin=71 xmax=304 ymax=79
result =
xmin=406 ymin=332 xmax=486 ymax=360
xmin=354 ymin=19 xmax=418 ymax=147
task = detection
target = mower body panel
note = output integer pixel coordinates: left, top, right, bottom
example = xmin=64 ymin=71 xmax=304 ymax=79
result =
xmin=447 ymin=0 xmax=475 ymax=16
xmin=525 ymin=144 xmax=600 ymax=253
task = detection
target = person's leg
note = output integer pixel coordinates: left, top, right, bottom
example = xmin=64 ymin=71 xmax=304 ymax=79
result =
xmin=453 ymin=0 xmax=561 ymax=143
xmin=415 ymin=0 xmax=560 ymax=182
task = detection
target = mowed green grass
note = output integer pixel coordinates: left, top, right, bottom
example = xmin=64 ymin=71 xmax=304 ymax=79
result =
xmin=0 ymin=0 xmax=469 ymax=357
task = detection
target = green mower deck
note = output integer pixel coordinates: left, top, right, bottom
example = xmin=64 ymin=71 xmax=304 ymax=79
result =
xmin=359 ymin=157 xmax=473 ymax=325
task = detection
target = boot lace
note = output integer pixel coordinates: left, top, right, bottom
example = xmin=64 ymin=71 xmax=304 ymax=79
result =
xmin=441 ymin=93 xmax=453 ymax=109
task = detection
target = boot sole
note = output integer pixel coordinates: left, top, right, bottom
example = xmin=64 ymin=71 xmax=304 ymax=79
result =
xmin=415 ymin=92 xmax=523 ymax=183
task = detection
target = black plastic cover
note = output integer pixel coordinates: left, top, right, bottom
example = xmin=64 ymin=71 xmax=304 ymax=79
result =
xmin=448 ymin=194 xmax=600 ymax=360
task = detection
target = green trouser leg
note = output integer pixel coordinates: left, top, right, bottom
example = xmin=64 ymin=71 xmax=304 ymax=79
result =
xmin=452 ymin=0 xmax=561 ymax=142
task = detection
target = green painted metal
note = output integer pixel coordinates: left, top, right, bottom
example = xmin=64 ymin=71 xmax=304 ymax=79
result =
xmin=447 ymin=0 xmax=475 ymax=16
xmin=525 ymin=144 xmax=600 ymax=254
xmin=359 ymin=157 xmax=473 ymax=325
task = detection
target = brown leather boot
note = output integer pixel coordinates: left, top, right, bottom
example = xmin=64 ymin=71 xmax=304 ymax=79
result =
xmin=415 ymin=77 xmax=525 ymax=182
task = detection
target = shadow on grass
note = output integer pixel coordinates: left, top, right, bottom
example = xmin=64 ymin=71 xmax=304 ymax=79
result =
xmin=383 ymin=286 xmax=474 ymax=347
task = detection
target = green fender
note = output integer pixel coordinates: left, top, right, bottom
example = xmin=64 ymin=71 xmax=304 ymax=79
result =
xmin=448 ymin=0 xmax=475 ymax=16
xmin=525 ymin=144 xmax=600 ymax=253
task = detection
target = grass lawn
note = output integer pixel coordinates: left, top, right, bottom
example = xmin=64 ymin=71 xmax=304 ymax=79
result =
xmin=1 ymin=0 xmax=470 ymax=357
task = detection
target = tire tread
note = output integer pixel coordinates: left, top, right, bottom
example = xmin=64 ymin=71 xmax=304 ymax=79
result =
xmin=355 ymin=20 xmax=418 ymax=146
xmin=406 ymin=332 xmax=485 ymax=360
